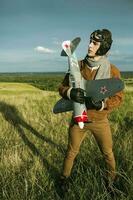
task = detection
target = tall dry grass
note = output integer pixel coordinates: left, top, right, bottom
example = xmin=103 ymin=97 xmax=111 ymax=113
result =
xmin=0 ymin=84 xmax=132 ymax=200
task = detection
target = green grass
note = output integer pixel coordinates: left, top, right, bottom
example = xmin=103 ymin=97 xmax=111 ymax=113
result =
xmin=0 ymin=83 xmax=132 ymax=200
xmin=0 ymin=82 xmax=42 ymax=95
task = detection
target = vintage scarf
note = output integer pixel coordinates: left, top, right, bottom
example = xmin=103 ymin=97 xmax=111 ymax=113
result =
xmin=84 ymin=54 xmax=111 ymax=79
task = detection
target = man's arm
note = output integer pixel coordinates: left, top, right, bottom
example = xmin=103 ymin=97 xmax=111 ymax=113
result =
xmin=59 ymin=72 xmax=85 ymax=104
xmin=59 ymin=73 xmax=70 ymax=99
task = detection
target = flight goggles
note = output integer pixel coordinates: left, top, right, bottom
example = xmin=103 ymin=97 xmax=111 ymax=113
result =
xmin=90 ymin=31 xmax=105 ymax=42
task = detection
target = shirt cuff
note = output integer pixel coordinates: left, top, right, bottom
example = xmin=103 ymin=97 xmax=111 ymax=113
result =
xmin=67 ymin=87 xmax=72 ymax=99
xmin=99 ymin=101 xmax=105 ymax=111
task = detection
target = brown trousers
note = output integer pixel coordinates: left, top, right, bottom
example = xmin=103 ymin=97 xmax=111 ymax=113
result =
xmin=62 ymin=118 xmax=116 ymax=180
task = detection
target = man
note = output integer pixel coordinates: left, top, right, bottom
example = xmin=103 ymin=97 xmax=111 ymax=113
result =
xmin=58 ymin=29 xmax=124 ymax=195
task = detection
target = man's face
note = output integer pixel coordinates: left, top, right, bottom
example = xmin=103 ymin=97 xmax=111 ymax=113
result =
xmin=88 ymin=39 xmax=101 ymax=58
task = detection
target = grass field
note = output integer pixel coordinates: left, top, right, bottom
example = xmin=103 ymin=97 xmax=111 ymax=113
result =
xmin=0 ymin=82 xmax=132 ymax=200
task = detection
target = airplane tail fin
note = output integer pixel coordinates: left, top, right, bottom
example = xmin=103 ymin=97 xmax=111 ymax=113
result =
xmin=61 ymin=37 xmax=81 ymax=56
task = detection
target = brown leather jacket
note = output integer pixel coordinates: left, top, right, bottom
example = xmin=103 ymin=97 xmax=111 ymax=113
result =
xmin=59 ymin=60 xmax=124 ymax=121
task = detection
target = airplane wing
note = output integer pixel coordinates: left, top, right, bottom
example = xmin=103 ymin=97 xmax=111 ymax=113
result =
xmin=53 ymin=78 xmax=124 ymax=114
xmin=85 ymin=78 xmax=124 ymax=101
xmin=53 ymin=98 xmax=73 ymax=114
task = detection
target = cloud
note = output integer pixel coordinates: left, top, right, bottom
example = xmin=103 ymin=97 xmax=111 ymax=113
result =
xmin=34 ymin=46 xmax=55 ymax=54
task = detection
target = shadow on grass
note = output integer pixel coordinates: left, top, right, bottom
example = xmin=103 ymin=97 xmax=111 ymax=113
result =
xmin=0 ymin=101 xmax=65 ymax=153
xmin=0 ymin=101 xmax=64 ymax=182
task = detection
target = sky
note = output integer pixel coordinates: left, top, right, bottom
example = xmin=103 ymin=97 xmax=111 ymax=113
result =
xmin=0 ymin=0 xmax=133 ymax=72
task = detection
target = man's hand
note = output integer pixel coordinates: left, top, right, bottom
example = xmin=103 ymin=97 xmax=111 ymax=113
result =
xmin=85 ymin=97 xmax=104 ymax=110
xmin=70 ymin=88 xmax=85 ymax=104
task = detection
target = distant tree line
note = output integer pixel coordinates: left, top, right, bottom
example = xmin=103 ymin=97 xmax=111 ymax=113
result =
xmin=0 ymin=73 xmax=64 ymax=91
xmin=0 ymin=71 xmax=132 ymax=91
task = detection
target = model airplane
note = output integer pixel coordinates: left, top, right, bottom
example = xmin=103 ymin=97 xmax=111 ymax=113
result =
xmin=60 ymin=37 xmax=88 ymax=129
xmin=53 ymin=37 xmax=124 ymax=128
xmin=53 ymin=77 xmax=124 ymax=113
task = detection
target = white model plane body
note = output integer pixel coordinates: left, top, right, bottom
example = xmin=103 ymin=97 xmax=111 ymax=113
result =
xmin=61 ymin=38 xmax=88 ymax=129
